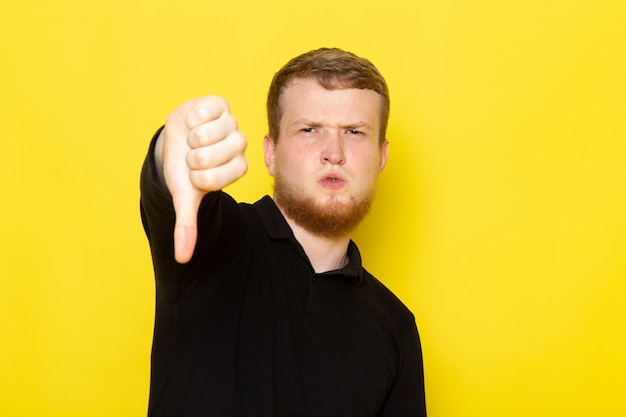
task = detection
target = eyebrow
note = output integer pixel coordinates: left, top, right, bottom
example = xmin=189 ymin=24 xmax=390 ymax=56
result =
xmin=291 ymin=119 xmax=374 ymax=130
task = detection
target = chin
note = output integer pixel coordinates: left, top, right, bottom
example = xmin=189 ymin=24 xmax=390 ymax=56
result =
xmin=274 ymin=178 xmax=375 ymax=238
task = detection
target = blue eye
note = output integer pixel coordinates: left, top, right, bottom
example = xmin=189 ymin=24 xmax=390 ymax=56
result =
xmin=302 ymin=128 xmax=316 ymax=133
xmin=347 ymin=130 xmax=362 ymax=135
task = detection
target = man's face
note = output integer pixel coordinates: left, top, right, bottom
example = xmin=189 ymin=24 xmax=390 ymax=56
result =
xmin=264 ymin=77 xmax=389 ymax=238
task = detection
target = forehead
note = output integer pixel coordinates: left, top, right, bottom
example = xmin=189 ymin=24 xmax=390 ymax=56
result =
xmin=279 ymin=78 xmax=382 ymax=125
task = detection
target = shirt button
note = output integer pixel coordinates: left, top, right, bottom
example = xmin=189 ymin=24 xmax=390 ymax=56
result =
xmin=312 ymin=277 xmax=317 ymax=283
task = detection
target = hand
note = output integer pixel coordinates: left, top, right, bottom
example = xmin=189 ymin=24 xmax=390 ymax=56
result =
xmin=156 ymin=96 xmax=248 ymax=263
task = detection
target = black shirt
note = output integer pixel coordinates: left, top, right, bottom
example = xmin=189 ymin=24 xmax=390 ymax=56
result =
xmin=140 ymin=130 xmax=427 ymax=416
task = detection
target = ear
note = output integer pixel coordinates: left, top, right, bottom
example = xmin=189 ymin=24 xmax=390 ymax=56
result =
xmin=378 ymin=139 xmax=389 ymax=173
xmin=263 ymin=134 xmax=277 ymax=177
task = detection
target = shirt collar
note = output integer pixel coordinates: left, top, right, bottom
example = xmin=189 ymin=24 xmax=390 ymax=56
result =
xmin=254 ymin=195 xmax=364 ymax=284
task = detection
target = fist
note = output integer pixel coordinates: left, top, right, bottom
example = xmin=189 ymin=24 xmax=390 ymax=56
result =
xmin=183 ymin=96 xmax=248 ymax=191
xmin=157 ymin=96 xmax=248 ymax=263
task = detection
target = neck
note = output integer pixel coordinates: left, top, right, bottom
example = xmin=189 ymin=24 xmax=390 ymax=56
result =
xmin=282 ymin=213 xmax=351 ymax=274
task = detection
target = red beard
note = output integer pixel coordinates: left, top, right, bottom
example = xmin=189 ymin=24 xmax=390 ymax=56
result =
xmin=273 ymin=172 xmax=376 ymax=238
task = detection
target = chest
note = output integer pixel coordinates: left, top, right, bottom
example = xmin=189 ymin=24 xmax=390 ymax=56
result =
xmin=183 ymin=250 xmax=398 ymax=415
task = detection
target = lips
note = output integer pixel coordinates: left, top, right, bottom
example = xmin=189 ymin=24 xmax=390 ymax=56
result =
xmin=320 ymin=172 xmax=346 ymax=189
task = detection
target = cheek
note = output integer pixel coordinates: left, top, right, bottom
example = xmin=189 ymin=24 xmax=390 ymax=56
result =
xmin=275 ymin=150 xmax=306 ymax=177
xmin=283 ymin=143 xmax=317 ymax=166
xmin=354 ymin=151 xmax=383 ymax=173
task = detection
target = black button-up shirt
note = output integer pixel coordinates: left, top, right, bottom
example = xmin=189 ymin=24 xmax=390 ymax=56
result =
xmin=140 ymin=129 xmax=426 ymax=416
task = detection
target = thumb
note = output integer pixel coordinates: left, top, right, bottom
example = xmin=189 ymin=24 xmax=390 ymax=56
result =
xmin=172 ymin=189 xmax=203 ymax=264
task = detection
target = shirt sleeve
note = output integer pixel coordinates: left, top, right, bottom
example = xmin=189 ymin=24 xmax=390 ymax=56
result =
xmin=378 ymin=313 xmax=428 ymax=417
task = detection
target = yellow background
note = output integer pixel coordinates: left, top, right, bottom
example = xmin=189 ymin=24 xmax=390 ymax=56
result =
xmin=2 ymin=0 xmax=625 ymax=415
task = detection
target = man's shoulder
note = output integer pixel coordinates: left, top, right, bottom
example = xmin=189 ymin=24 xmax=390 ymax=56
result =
xmin=360 ymin=268 xmax=415 ymax=320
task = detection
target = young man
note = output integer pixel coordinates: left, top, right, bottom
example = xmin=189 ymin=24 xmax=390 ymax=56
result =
xmin=140 ymin=48 xmax=427 ymax=416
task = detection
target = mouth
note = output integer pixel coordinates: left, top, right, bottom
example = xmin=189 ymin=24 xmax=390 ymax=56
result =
xmin=320 ymin=173 xmax=346 ymax=189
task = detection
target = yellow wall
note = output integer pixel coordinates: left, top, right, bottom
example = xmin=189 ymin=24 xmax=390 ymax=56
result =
xmin=1 ymin=0 xmax=624 ymax=415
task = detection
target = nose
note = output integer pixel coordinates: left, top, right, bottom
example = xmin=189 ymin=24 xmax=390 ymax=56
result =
xmin=321 ymin=133 xmax=346 ymax=165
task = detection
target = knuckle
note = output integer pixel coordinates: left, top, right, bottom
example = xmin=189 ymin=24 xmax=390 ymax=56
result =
xmin=214 ymin=95 xmax=230 ymax=111
xmin=232 ymin=132 xmax=248 ymax=152
xmin=234 ymin=155 xmax=248 ymax=178
xmin=222 ymin=111 xmax=237 ymax=128
xmin=187 ymin=127 xmax=202 ymax=148
xmin=191 ymin=170 xmax=219 ymax=191
xmin=187 ymin=148 xmax=212 ymax=169
xmin=185 ymin=150 xmax=197 ymax=169
xmin=238 ymin=159 xmax=248 ymax=177
xmin=197 ymin=148 xmax=212 ymax=167
xmin=200 ymin=95 xmax=229 ymax=116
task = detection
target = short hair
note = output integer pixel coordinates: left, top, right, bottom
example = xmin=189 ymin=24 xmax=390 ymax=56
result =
xmin=266 ymin=47 xmax=390 ymax=144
